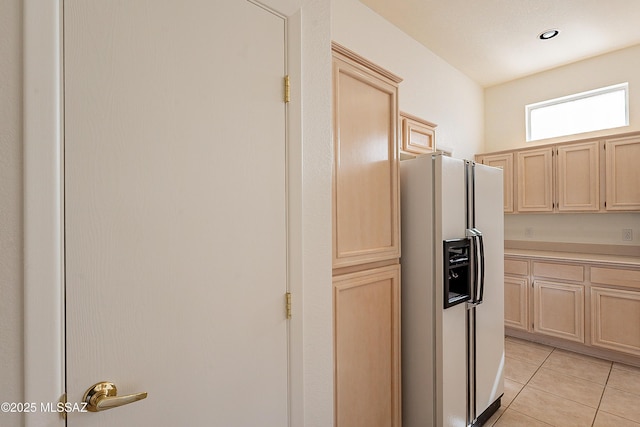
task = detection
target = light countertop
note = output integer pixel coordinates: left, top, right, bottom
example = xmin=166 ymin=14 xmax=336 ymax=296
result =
xmin=505 ymin=248 xmax=640 ymax=267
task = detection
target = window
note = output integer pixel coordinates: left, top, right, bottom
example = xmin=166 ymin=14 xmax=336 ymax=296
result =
xmin=526 ymin=83 xmax=629 ymax=141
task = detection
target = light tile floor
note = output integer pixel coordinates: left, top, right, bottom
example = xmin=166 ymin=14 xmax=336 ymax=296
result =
xmin=486 ymin=336 xmax=640 ymax=427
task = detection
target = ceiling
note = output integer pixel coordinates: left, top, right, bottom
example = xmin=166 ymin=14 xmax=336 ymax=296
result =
xmin=357 ymin=0 xmax=640 ymax=87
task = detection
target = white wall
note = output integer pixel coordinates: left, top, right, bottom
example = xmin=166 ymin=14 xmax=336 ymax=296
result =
xmin=0 ymin=1 xmax=24 ymax=426
xmin=485 ymin=44 xmax=640 ymax=152
xmin=505 ymin=213 xmax=640 ymax=246
xmin=332 ymin=0 xmax=484 ymax=161
xmin=268 ymin=1 xmax=334 ymax=425
xmin=296 ymin=1 xmax=334 ymax=426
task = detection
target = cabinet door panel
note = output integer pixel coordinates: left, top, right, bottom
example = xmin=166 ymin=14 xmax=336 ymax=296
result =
xmin=517 ymin=148 xmax=554 ymax=212
xmin=334 ymin=265 xmax=401 ymax=427
xmin=332 ymin=54 xmax=400 ymax=268
xmin=505 ymin=276 xmax=529 ymax=330
xmin=481 ymin=153 xmax=514 ymax=213
xmin=591 ymin=287 xmax=640 ymax=356
xmin=533 ymin=280 xmax=584 ymax=342
xmin=557 ymin=142 xmax=600 ymax=211
xmin=400 ymin=112 xmax=436 ymax=155
xmin=605 ymin=137 xmax=640 ymax=211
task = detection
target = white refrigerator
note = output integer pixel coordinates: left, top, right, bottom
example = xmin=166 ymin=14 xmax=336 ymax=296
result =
xmin=401 ymin=154 xmax=505 ymax=427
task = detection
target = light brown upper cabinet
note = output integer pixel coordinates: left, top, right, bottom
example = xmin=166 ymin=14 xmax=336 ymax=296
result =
xmin=605 ymin=135 xmax=640 ymax=211
xmin=331 ymin=43 xmax=402 ymax=269
xmin=557 ymin=141 xmax=600 ymax=212
xmin=517 ymin=143 xmax=600 ymax=213
xmin=478 ymin=153 xmax=514 ymax=213
xmin=400 ymin=112 xmax=436 ymax=156
xmin=479 ymin=131 xmax=640 ymax=214
xmin=517 ymin=147 xmax=554 ymax=212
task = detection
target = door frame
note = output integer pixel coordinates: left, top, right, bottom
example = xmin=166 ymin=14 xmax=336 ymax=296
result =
xmin=23 ymin=1 xmax=304 ymax=426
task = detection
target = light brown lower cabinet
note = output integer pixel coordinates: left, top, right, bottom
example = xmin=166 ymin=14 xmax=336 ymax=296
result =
xmin=533 ymin=280 xmax=585 ymax=343
xmin=505 ymin=254 xmax=640 ymax=363
xmin=504 ymin=276 xmax=529 ymax=331
xmin=333 ymin=264 xmax=401 ymax=427
xmin=591 ymin=287 xmax=640 ymax=357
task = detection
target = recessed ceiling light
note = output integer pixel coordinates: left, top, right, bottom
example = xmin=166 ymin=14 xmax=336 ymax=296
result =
xmin=539 ymin=29 xmax=560 ymax=40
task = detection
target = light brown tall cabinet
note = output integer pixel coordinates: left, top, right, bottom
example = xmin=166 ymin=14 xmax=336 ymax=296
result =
xmin=332 ymin=42 xmax=402 ymax=427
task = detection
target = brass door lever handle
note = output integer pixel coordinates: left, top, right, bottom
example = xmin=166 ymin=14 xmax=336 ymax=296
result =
xmin=83 ymin=381 xmax=147 ymax=412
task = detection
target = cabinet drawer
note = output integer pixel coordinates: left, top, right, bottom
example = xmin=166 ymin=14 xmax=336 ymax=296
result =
xmin=591 ymin=267 xmax=640 ymax=290
xmin=533 ymin=261 xmax=584 ymax=282
xmin=505 ymin=258 xmax=528 ymax=276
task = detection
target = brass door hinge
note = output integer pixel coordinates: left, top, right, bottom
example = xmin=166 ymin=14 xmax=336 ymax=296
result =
xmin=60 ymin=393 xmax=67 ymax=420
xmin=286 ymin=292 xmax=292 ymax=319
xmin=284 ymin=75 xmax=290 ymax=103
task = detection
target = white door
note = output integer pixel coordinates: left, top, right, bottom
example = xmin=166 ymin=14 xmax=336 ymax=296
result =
xmin=64 ymin=1 xmax=289 ymax=426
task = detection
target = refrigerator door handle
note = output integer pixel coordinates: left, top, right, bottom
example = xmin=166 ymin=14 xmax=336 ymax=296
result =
xmin=465 ymin=228 xmax=485 ymax=306
xmin=465 ymin=228 xmax=482 ymax=306
xmin=476 ymin=233 xmax=485 ymax=304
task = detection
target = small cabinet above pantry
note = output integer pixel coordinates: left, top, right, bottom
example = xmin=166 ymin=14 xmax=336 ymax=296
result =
xmin=476 ymin=131 xmax=640 ymax=213
xmin=399 ymin=111 xmax=436 ymax=157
